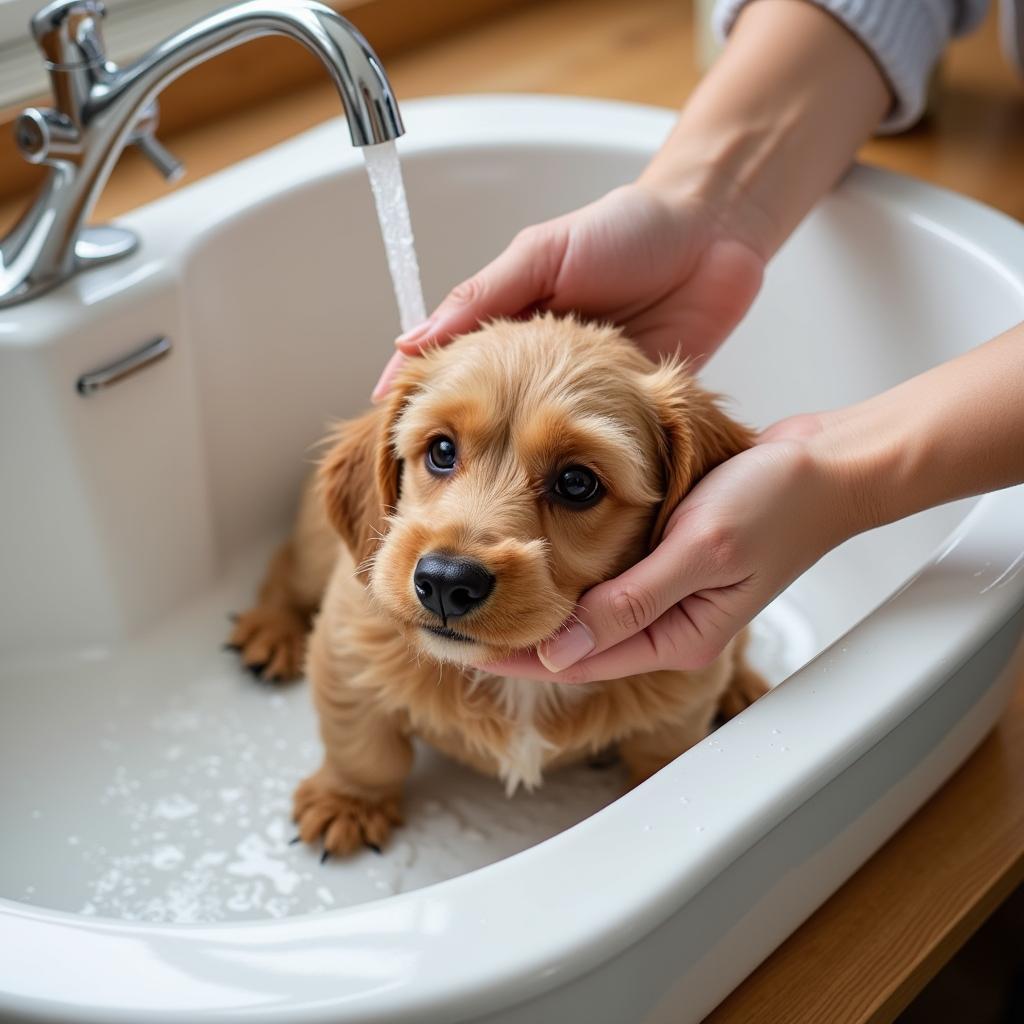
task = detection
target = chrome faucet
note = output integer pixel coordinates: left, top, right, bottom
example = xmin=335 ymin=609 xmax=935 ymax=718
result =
xmin=0 ymin=0 xmax=404 ymax=308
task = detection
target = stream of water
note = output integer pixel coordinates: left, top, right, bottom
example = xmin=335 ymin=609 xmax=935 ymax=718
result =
xmin=362 ymin=140 xmax=427 ymax=334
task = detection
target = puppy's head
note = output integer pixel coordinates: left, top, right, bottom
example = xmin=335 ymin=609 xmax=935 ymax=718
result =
xmin=321 ymin=315 xmax=752 ymax=666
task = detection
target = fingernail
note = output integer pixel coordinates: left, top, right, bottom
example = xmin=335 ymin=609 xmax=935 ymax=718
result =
xmin=394 ymin=316 xmax=436 ymax=348
xmin=372 ymin=351 xmax=404 ymax=403
xmin=538 ymin=622 xmax=595 ymax=672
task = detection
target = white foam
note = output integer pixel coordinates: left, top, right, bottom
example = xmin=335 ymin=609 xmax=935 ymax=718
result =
xmin=151 ymin=846 xmax=185 ymax=870
xmin=2 ymin=539 xmax=817 ymax=925
xmin=153 ymin=795 xmax=198 ymax=820
xmin=226 ymin=833 xmax=302 ymax=896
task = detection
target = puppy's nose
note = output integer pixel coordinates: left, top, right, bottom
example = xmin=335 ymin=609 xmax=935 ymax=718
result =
xmin=414 ymin=554 xmax=495 ymax=620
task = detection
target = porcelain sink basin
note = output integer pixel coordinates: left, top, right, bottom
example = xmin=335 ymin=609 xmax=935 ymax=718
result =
xmin=1 ymin=95 xmax=1023 ymax=1024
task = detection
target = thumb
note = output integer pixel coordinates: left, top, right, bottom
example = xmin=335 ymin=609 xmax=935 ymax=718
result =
xmin=395 ymin=224 xmax=566 ymax=354
xmin=538 ymin=537 xmax=698 ymax=672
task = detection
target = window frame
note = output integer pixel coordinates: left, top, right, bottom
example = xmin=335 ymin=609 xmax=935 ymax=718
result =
xmin=0 ymin=0 xmax=326 ymax=108
xmin=0 ymin=0 xmax=140 ymax=40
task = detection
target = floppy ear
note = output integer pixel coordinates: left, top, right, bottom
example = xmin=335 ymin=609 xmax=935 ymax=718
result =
xmin=644 ymin=361 xmax=755 ymax=546
xmin=318 ymin=400 xmax=402 ymax=572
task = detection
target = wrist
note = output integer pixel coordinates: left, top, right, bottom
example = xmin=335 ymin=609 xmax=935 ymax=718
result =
xmin=637 ymin=121 xmax=790 ymax=264
xmin=803 ymin=398 xmax=915 ymax=542
xmin=639 ymin=0 xmax=889 ymax=263
xmin=757 ymin=405 xmax=907 ymax=552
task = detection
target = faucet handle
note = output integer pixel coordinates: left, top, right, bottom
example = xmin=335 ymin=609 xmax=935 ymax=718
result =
xmin=135 ymin=134 xmax=185 ymax=183
xmin=129 ymin=102 xmax=184 ymax=183
xmin=31 ymin=1 xmax=108 ymax=68
xmin=14 ymin=106 xmax=80 ymax=164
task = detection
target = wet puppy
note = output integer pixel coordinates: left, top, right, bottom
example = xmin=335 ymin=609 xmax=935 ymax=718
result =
xmin=229 ymin=314 xmax=767 ymax=856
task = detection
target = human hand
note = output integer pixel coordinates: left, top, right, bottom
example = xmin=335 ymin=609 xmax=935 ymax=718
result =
xmin=373 ymin=182 xmax=766 ymax=399
xmin=480 ymin=415 xmax=859 ymax=683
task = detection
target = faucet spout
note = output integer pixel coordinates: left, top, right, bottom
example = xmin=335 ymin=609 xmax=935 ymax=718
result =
xmin=0 ymin=0 xmax=403 ymax=308
xmin=112 ymin=1 xmax=403 ymax=148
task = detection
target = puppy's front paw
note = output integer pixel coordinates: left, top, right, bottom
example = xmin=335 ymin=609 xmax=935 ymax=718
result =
xmin=293 ymin=775 xmax=402 ymax=857
xmin=227 ymin=606 xmax=307 ymax=681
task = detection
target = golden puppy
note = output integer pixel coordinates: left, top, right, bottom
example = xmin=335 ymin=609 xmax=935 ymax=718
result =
xmin=229 ymin=314 xmax=766 ymax=856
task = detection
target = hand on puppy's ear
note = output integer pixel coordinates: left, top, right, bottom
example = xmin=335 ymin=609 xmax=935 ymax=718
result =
xmin=645 ymin=361 xmax=755 ymax=546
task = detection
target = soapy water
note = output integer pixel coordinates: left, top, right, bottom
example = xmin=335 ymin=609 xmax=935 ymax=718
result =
xmin=1 ymin=536 xmax=817 ymax=925
xmin=362 ymin=141 xmax=427 ymax=334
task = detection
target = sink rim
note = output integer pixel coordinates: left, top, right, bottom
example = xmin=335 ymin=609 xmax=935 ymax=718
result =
xmin=3 ymin=94 xmax=1024 ymax=1023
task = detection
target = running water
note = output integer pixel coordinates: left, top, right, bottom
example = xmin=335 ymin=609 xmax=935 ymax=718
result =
xmin=362 ymin=141 xmax=427 ymax=333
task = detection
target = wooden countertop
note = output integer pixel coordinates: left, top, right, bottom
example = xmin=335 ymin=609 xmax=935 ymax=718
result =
xmin=3 ymin=1 xmax=1024 ymax=1019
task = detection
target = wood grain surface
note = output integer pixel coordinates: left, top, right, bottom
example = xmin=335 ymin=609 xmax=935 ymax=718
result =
xmin=707 ymin=673 xmax=1024 ymax=1023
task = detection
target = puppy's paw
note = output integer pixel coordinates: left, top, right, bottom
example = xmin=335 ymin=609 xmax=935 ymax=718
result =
xmin=293 ymin=775 xmax=402 ymax=857
xmin=227 ymin=606 xmax=307 ymax=682
xmin=718 ymin=663 xmax=770 ymax=720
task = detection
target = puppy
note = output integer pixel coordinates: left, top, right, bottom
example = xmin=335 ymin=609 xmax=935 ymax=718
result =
xmin=228 ymin=314 xmax=767 ymax=856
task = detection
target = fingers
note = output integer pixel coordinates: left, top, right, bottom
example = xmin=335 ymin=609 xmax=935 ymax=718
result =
xmin=552 ymin=602 xmax=716 ymax=681
xmin=371 ymin=350 xmax=405 ymax=403
xmin=375 ymin=225 xmax=564 ymax=400
xmin=394 ymin=224 xmax=566 ymax=356
xmin=537 ymin=534 xmax=706 ymax=673
xmin=480 ymin=650 xmax=559 ymax=681
xmin=482 ymin=593 xmax=746 ymax=685
xmin=757 ymin=412 xmax=824 ymax=444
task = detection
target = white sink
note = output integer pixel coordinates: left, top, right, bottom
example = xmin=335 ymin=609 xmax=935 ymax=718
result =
xmin=2 ymin=95 xmax=1023 ymax=1023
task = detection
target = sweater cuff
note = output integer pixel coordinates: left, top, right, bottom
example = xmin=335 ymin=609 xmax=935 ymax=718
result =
xmin=712 ymin=0 xmax=956 ymax=133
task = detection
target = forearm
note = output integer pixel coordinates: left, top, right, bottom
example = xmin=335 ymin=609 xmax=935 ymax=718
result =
xmin=819 ymin=323 xmax=1024 ymax=536
xmin=639 ymin=0 xmax=891 ymax=260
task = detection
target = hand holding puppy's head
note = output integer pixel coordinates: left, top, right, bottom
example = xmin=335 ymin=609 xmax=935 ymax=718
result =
xmin=320 ymin=315 xmax=752 ymax=666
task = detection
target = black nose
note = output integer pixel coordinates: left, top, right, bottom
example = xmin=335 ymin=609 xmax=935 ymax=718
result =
xmin=413 ymin=554 xmax=495 ymax=620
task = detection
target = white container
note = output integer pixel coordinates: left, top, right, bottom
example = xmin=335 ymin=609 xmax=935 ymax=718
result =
xmin=2 ymin=96 xmax=1023 ymax=1024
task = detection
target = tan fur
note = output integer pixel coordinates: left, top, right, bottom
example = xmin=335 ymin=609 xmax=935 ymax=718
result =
xmin=232 ymin=315 xmax=768 ymax=854
xmin=227 ymin=480 xmax=338 ymax=680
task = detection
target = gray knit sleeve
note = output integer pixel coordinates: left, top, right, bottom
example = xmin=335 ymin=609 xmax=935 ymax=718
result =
xmin=712 ymin=0 xmax=990 ymax=132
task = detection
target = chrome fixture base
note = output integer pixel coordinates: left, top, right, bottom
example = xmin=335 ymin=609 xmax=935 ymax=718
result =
xmin=76 ymin=226 xmax=140 ymax=265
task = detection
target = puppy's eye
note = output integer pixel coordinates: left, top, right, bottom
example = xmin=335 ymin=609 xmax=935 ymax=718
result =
xmin=552 ymin=465 xmax=602 ymax=507
xmin=427 ymin=436 xmax=457 ymax=474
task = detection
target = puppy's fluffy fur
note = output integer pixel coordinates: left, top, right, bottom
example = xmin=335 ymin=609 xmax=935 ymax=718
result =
xmin=229 ymin=315 xmax=767 ymax=855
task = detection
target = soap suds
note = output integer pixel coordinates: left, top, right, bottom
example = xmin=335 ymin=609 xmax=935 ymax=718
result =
xmin=3 ymin=548 xmax=810 ymax=924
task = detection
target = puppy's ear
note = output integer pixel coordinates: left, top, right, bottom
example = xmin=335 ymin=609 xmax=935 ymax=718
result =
xmin=318 ymin=407 xmax=398 ymax=568
xmin=318 ymin=396 xmax=404 ymax=571
xmin=644 ymin=361 xmax=755 ymax=546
